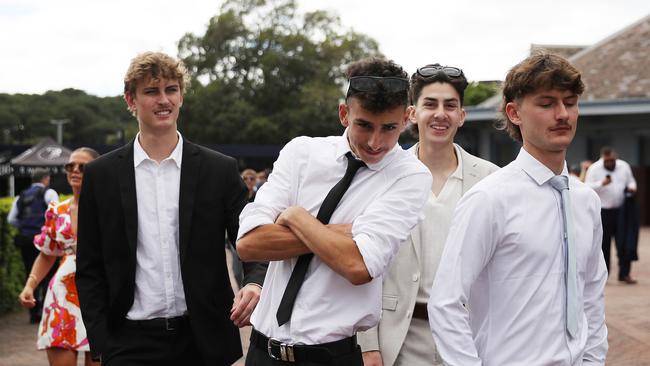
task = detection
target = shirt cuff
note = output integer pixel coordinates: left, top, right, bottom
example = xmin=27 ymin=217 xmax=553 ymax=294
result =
xmin=354 ymin=232 xmax=384 ymax=279
xmin=237 ymin=214 xmax=274 ymax=241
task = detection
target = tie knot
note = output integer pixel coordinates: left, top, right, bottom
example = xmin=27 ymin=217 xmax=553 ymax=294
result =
xmin=345 ymin=151 xmax=367 ymax=172
xmin=549 ymin=175 xmax=569 ymax=192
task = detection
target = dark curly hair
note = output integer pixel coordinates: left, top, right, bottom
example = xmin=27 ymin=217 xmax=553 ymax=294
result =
xmin=497 ymin=51 xmax=584 ymax=142
xmin=408 ymin=64 xmax=469 ymax=137
xmin=345 ymin=57 xmax=409 ymax=113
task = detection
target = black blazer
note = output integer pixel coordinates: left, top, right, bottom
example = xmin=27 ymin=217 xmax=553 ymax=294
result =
xmin=76 ymin=140 xmax=266 ymax=365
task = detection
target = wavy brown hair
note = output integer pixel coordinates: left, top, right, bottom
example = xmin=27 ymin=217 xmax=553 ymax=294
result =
xmin=497 ymin=51 xmax=584 ymax=142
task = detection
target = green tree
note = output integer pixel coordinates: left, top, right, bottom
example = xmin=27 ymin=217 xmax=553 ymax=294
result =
xmin=0 ymin=90 xmax=133 ymax=145
xmin=177 ymin=0 xmax=381 ymax=144
xmin=464 ymin=81 xmax=499 ymax=106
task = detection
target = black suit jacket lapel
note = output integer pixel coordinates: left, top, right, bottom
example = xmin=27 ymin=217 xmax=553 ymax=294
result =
xmin=179 ymin=141 xmax=200 ymax=264
xmin=117 ymin=142 xmax=138 ymax=258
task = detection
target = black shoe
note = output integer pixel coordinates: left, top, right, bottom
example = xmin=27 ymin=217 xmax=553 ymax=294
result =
xmin=618 ymin=276 xmax=638 ymax=285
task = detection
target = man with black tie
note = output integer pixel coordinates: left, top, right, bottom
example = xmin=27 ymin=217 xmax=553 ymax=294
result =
xmin=76 ymin=52 xmax=266 ymax=365
xmin=236 ymin=57 xmax=432 ymax=365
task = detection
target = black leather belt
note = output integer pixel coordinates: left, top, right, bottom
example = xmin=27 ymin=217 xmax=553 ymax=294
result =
xmin=413 ymin=302 xmax=428 ymax=320
xmin=123 ymin=315 xmax=188 ymax=331
xmin=250 ymin=328 xmax=358 ymax=363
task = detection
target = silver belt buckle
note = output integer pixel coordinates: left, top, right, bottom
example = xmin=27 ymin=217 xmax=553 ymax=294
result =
xmin=267 ymin=338 xmax=296 ymax=362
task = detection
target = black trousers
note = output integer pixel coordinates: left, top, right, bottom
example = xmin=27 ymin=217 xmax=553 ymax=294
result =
xmin=103 ymin=317 xmax=204 ymax=366
xmin=601 ymin=208 xmax=631 ymax=279
xmin=15 ymin=234 xmax=54 ymax=322
xmin=244 ymin=341 xmax=363 ymax=366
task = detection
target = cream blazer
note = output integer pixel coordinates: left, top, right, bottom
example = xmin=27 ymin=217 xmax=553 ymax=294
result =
xmin=357 ymin=144 xmax=499 ymax=366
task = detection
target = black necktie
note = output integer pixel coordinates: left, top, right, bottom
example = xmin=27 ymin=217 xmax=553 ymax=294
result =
xmin=276 ymin=152 xmax=366 ymax=326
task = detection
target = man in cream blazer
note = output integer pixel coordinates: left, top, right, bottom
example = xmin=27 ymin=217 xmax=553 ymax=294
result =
xmin=359 ymin=64 xmax=498 ymax=366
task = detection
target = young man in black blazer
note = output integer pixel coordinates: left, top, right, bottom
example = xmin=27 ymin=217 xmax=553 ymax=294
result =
xmin=76 ymin=52 xmax=266 ymax=366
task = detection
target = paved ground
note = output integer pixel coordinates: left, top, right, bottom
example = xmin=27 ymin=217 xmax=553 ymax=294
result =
xmin=1 ymin=230 xmax=649 ymax=365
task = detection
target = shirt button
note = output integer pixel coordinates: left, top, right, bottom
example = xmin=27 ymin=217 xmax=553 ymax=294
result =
xmin=412 ymin=273 xmax=419 ymax=281
xmin=406 ymin=311 xmax=412 ymax=318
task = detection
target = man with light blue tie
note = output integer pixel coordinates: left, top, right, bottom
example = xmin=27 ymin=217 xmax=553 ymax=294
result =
xmin=428 ymin=51 xmax=608 ymax=365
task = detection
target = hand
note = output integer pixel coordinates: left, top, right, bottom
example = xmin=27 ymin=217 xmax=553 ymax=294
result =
xmin=362 ymin=351 xmax=384 ymax=366
xmin=230 ymin=283 xmax=262 ymax=327
xmin=602 ymin=176 xmax=612 ymax=186
xmin=275 ymin=206 xmax=306 ymax=227
xmin=18 ymin=286 xmax=36 ymax=308
xmin=327 ymin=223 xmax=353 ymax=238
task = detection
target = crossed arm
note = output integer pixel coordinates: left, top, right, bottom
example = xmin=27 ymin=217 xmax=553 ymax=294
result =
xmin=237 ymin=206 xmax=371 ymax=285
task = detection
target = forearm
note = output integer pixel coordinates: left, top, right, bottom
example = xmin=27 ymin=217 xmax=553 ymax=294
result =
xmin=237 ymin=224 xmax=311 ymax=261
xmin=281 ymin=207 xmax=370 ymax=285
xmin=26 ymin=253 xmax=56 ymax=288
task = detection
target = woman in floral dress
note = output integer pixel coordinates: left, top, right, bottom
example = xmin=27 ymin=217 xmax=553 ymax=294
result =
xmin=18 ymin=147 xmax=99 ymax=366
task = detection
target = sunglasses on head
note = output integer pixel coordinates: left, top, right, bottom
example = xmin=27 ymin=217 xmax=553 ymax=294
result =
xmin=64 ymin=163 xmax=85 ymax=173
xmin=346 ymin=76 xmax=409 ymax=98
xmin=416 ymin=65 xmax=464 ymax=79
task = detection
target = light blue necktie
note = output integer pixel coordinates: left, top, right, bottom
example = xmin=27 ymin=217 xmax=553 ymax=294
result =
xmin=549 ymin=175 xmax=579 ymax=338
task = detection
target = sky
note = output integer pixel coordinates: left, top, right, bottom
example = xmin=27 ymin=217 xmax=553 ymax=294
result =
xmin=1 ymin=0 xmax=649 ymax=97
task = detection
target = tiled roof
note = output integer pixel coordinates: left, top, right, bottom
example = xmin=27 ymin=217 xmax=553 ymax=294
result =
xmin=570 ymin=14 xmax=650 ymax=101
xmin=478 ymin=14 xmax=650 ymax=107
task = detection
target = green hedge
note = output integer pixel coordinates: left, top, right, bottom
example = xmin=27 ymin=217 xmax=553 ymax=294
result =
xmin=0 ymin=195 xmax=70 ymax=316
xmin=0 ymin=196 xmax=23 ymax=315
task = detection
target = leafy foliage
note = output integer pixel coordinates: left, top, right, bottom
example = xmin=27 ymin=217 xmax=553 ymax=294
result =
xmin=0 ymin=90 xmax=134 ymax=145
xmin=177 ymin=0 xmax=381 ymax=144
xmin=0 ymin=196 xmax=23 ymax=315
xmin=464 ymin=81 xmax=499 ymax=106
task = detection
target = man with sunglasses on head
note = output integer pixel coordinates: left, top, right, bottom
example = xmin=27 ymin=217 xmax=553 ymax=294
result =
xmin=428 ymin=52 xmax=608 ymax=365
xmin=236 ymin=57 xmax=431 ymax=365
xmin=357 ymin=64 xmax=498 ymax=366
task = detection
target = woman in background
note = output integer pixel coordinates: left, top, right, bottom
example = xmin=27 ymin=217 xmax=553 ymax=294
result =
xmin=18 ymin=147 xmax=99 ymax=366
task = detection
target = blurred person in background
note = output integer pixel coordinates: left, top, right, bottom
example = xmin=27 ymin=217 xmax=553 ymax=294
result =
xmin=18 ymin=148 xmax=100 ymax=366
xmin=585 ymin=146 xmax=638 ymax=284
xmin=255 ymin=169 xmax=270 ymax=190
xmin=8 ymin=168 xmax=59 ymax=324
xmin=579 ymin=159 xmax=592 ymax=182
xmin=242 ymin=169 xmax=257 ymax=202
xmin=569 ymin=164 xmax=582 ymax=185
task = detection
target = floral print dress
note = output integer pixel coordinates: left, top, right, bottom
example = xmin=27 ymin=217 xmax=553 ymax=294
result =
xmin=33 ymin=199 xmax=89 ymax=351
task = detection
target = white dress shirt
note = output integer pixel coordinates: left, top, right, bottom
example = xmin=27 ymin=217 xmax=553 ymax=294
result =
xmin=416 ymin=144 xmax=463 ymax=303
xmin=7 ymin=183 xmax=59 ymax=227
xmin=428 ymin=148 xmax=608 ymax=366
xmin=584 ymin=158 xmax=637 ymax=209
xmin=127 ymin=132 xmax=187 ymax=320
xmin=237 ymin=129 xmax=432 ymax=344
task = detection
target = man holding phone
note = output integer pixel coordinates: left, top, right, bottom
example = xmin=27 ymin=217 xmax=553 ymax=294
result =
xmin=585 ymin=146 xmax=638 ymax=283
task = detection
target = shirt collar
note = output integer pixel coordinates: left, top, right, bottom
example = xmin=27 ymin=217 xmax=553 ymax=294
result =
xmin=336 ymin=127 xmax=400 ymax=171
xmin=450 ymin=143 xmax=463 ymax=180
xmin=408 ymin=142 xmax=463 ymax=180
xmin=514 ymin=147 xmax=568 ymax=186
xmin=133 ymin=131 xmax=183 ymax=168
